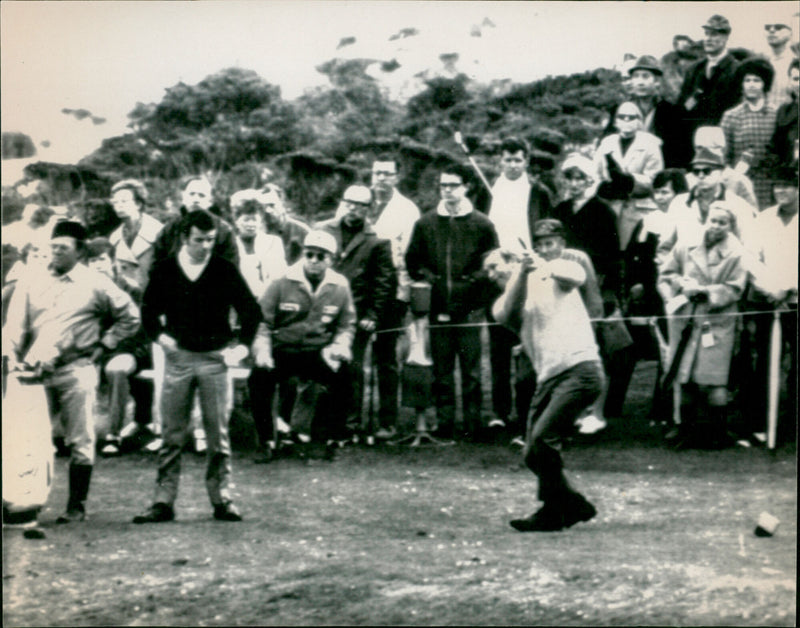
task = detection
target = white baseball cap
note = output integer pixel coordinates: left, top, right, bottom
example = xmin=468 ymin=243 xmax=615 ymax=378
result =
xmin=303 ymin=230 xmax=337 ymax=255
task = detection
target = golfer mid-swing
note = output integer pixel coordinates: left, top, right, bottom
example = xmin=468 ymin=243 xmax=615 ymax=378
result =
xmin=493 ymin=219 xmax=604 ymax=532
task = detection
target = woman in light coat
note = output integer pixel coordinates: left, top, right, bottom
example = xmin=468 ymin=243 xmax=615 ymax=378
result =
xmin=657 ymin=204 xmax=747 ymax=447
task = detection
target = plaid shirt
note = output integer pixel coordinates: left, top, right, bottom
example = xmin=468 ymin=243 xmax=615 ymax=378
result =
xmin=720 ymin=102 xmax=777 ymax=210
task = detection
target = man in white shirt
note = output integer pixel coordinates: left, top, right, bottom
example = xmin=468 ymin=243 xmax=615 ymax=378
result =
xmin=744 ymin=165 xmax=798 ymax=441
xmin=492 ymin=219 xmax=603 ymax=532
xmin=486 ymin=138 xmax=553 ymax=433
xmin=764 ymin=18 xmax=797 ymax=109
xmin=366 ymin=155 xmax=421 ymax=438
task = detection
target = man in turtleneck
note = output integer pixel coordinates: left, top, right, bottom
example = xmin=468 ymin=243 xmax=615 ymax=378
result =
xmin=316 ymin=185 xmax=396 ymax=441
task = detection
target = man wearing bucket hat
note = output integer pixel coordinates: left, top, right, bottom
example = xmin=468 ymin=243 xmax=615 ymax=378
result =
xmin=627 ymin=55 xmax=691 ymax=168
xmin=493 ymin=219 xmax=604 ymax=531
xmin=4 ymin=221 xmax=141 ymax=523
xmin=677 ymin=15 xmax=742 ymax=133
xmin=250 ymin=229 xmax=355 ymax=460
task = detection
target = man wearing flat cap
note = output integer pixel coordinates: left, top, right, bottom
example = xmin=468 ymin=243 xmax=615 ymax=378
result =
xmin=3 ymin=221 xmax=141 ymax=524
xmin=677 ymin=15 xmax=742 ymax=135
xmin=720 ymin=58 xmax=778 ymax=209
xmin=627 ymin=55 xmax=691 ymax=168
xmin=250 ymin=229 xmax=356 ymax=460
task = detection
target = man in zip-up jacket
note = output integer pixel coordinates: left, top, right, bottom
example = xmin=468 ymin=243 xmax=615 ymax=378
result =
xmin=405 ymin=165 xmax=499 ymax=441
xmin=317 ymin=185 xmax=397 ymax=439
xmin=250 ymin=230 xmax=356 ymax=459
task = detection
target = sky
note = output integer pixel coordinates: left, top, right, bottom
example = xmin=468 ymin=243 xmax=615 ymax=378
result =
xmin=2 ymin=0 xmax=798 ymax=168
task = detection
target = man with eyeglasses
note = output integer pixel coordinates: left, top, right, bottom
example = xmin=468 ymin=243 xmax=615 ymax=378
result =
xmin=317 ymin=185 xmax=396 ymax=441
xmin=250 ymin=230 xmax=355 ymax=459
xmin=367 ymin=155 xmax=420 ymax=439
xmin=677 ymin=15 xmax=742 ymax=135
xmin=763 ymin=19 xmax=797 ymax=109
xmin=657 ymin=146 xmax=757 ymax=262
xmin=406 ymin=165 xmax=499 ymax=441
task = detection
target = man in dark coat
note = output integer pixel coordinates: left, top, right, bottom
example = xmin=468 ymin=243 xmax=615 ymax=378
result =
xmin=316 ymin=185 xmax=397 ymax=439
xmin=627 ymin=55 xmax=692 ymax=168
xmin=677 ymin=15 xmax=742 ymax=135
xmin=151 ymin=175 xmax=239 ymax=272
xmin=406 ymin=164 xmax=499 ymax=441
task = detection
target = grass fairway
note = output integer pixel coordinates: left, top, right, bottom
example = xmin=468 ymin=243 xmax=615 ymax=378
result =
xmin=3 ymin=435 xmax=796 ymax=626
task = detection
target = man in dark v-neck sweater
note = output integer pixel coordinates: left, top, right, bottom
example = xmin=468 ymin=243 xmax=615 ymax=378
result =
xmin=135 ymin=210 xmax=261 ymax=524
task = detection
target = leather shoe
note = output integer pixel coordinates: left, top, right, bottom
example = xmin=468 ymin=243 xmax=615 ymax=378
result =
xmin=132 ymin=503 xmax=174 ymax=524
xmin=56 ymin=507 xmax=85 ymax=524
xmin=561 ymin=493 xmax=597 ymax=528
xmin=213 ymin=502 xmax=242 ymax=522
xmin=510 ymin=504 xmax=564 ymax=532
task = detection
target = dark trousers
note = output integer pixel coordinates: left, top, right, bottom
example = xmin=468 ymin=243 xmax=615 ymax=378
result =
xmin=489 ymin=323 xmax=516 ymax=421
xmin=248 ymin=349 xmax=349 ymax=445
xmin=430 ymin=318 xmax=482 ymax=436
xmin=514 ymin=350 xmax=536 ymax=438
xmin=522 ymin=361 xmax=604 ymax=504
xmin=603 ymin=323 xmax=660 ymax=418
xmin=346 ymin=301 xmax=404 ymax=434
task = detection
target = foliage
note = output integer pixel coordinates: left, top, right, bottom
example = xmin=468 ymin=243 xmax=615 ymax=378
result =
xmin=16 ymin=63 xmax=643 ymax=216
xmin=2 ymin=132 xmax=36 ymax=160
xmin=124 ymin=67 xmax=306 ymax=177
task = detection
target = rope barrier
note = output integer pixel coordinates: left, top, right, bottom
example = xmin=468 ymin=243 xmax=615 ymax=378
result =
xmin=365 ymin=306 xmax=798 ymax=335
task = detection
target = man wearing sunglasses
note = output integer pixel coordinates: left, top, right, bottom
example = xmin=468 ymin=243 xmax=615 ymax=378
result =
xmin=657 ymin=146 xmax=757 ymax=262
xmin=763 ymin=19 xmax=796 ymax=109
xmin=250 ymin=230 xmax=355 ymax=458
xmin=317 ymin=185 xmax=396 ymax=441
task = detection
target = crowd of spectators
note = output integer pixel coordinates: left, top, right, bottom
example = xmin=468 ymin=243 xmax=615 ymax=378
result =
xmin=2 ymin=12 xmax=798 ymax=525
